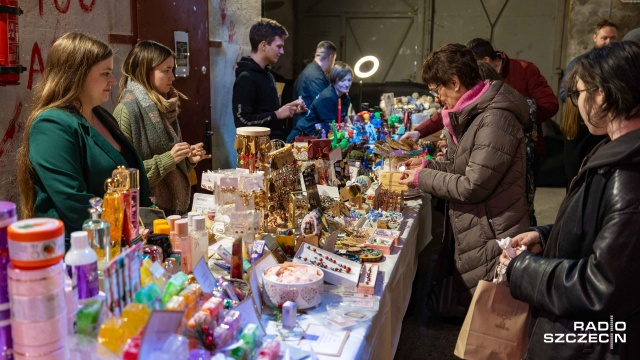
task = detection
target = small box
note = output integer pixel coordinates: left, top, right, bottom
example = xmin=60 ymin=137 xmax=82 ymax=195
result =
xmin=373 ymin=229 xmax=401 ymax=246
xmin=292 ymin=244 xmax=363 ymax=288
xmin=364 ymin=235 xmax=394 ymax=255
xmin=357 ymin=264 xmax=379 ymax=295
xmin=282 ymin=301 xmax=297 ymax=329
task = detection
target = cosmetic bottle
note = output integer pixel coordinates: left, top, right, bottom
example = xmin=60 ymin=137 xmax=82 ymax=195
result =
xmin=175 ymin=219 xmax=191 ymax=273
xmin=112 ymin=166 xmax=132 ymax=247
xmin=166 ymin=215 xmax=182 ymax=247
xmin=65 ymin=231 xmax=99 ymax=304
xmin=102 ymin=178 xmax=123 ymax=260
xmin=187 ymin=211 xmax=199 ymax=231
xmin=189 ymin=216 xmax=208 ymax=266
xmin=127 ymin=168 xmax=140 ymax=238
xmin=83 ymin=197 xmax=111 ymax=269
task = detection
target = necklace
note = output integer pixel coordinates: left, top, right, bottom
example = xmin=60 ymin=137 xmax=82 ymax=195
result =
xmin=297 ymin=245 xmax=352 ymax=274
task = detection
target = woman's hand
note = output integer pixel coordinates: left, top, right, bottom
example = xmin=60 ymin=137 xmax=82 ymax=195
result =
xmin=510 ymin=231 xmax=542 ymax=254
xmin=187 ymin=142 xmax=212 ymax=164
xmin=399 ymin=157 xmax=423 ymax=170
xmin=398 ymin=168 xmax=420 ymax=188
xmin=500 ymin=250 xmax=513 ymax=267
xmin=400 ymin=131 xmax=420 ymax=141
xmin=170 ymin=142 xmax=191 ymax=164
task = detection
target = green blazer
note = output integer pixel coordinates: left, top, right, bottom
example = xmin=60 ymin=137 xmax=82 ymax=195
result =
xmin=29 ymin=106 xmax=151 ymax=246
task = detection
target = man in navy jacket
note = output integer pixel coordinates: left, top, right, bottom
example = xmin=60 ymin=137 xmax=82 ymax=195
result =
xmin=292 ymin=41 xmax=337 ymax=129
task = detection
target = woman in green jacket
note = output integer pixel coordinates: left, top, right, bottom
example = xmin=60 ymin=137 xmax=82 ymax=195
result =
xmin=17 ymin=32 xmax=151 ymax=248
xmin=114 ymin=41 xmax=210 ymax=216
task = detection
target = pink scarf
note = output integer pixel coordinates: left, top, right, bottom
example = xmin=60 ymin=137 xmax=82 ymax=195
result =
xmin=441 ymin=80 xmax=491 ymax=145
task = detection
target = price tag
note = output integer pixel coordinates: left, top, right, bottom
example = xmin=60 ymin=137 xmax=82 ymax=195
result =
xmin=138 ymin=310 xmax=185 ymax=358
xmin=232 ymin=223 xmax=248 ymax=235
xmin=192 ymin=257 xmax=217 ymax=293
xmin=201 ymin=171 xmax=215 ymax=191
xmin=244 ymin=177 xmax=264 ymax=192
xmin=149 ymin=261 xmax=165 ymax=279
xmin=192 ymin=193 xmax=216 ymax=211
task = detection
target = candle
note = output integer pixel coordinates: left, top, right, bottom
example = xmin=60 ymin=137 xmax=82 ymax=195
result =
xmin=338 ymin=98 xmax=342 ymax=125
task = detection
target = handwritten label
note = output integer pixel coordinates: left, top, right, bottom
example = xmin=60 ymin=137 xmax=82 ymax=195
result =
xmin=192 ymin=257 xmax=217 ymax=293
xmin=138 ymin=310 xmax=185 ymax=358
xmin=323 ymin=230 xmax=340 ymax=252
xmin=249 ymin=268 xmax=262 ymax=315
xmin=192 ymin=193 xmax=216 ymax=211
xmin=234 ymin=297 xmax=266 ymax=337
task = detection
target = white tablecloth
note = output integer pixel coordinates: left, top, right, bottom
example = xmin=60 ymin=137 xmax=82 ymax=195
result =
xmin=262 ymin=194 xmax=432 ymax=359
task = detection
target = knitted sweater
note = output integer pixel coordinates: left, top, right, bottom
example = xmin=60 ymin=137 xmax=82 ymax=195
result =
xmin=114 ymin=83 xmax=192 ymax=212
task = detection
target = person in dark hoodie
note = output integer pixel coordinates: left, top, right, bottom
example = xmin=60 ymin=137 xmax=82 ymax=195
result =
xmin=501 ymin=41 xmax=640 ymax=360
xmin=232 ymin=18 xmax=306 ymax=141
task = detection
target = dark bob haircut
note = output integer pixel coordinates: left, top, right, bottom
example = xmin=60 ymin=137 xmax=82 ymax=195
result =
xmin=422 ymin=43 xmax=481 ymax=90
xmin=567 ymin=41 xmax=640 ymax=126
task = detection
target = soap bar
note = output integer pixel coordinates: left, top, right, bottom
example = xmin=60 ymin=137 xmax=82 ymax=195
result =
xmin=76 ymin=299 xmax=104 ymax=337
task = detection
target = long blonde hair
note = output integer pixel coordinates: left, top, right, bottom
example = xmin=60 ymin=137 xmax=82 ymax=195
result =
xmin=16 ymin=32 xmax=113 ymax=219
xmin=119 ymin=40 xmax=186 ymax=113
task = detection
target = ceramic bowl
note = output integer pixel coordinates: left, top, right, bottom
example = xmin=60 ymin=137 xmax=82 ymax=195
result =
xmin=262 ymin=264 xmax=324 ymax=309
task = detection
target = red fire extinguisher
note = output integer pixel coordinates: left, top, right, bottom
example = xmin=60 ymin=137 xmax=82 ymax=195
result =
xmin=0 ymin=0 xmax=25 ymax=86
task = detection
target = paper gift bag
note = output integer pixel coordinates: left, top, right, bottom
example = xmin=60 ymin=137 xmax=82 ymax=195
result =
xmin=454 ymin=280 xmax=529 ymax=360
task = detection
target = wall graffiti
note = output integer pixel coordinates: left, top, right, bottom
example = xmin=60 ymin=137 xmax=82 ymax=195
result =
xmin=220 ymin=0 xmax=226 ymax=25
xmin=2 ymin=0 xmax=98 ymax=202
xmin=0 ymin=102 xmax=22 ymax=159
xmin=39 ymin=0 xmax=95 ymax=15
xmin=27 ymin=42 xmax=44 ymax=90
xmin=228 ymin=19 xmax=235 ymax=43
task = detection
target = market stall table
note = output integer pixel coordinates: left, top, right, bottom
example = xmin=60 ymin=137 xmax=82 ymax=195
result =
xmin=260 ymin=194 xmax=432 ymax=359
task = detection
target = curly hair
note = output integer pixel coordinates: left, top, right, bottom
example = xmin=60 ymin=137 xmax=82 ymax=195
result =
xmin=422 ymin=43 xmax=481 ymax=90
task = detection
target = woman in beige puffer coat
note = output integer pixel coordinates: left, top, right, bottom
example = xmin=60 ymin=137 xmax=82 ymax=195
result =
xmin=400 ymin=44 xmax=530 ymax=306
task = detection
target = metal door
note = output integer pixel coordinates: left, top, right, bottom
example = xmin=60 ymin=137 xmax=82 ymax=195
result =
xmin=135 ymin=0 xmax=212 ymax=177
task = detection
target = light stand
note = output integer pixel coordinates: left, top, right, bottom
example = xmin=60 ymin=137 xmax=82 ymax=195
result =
xmin=354 ymin=55 xmax=379 ymax=113
xmin=359 ymin=80 xmax=363 ymax=112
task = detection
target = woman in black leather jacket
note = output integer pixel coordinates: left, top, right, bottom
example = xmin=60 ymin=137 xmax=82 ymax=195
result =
xmin=501 ymin=41 xmax=640 ymax=359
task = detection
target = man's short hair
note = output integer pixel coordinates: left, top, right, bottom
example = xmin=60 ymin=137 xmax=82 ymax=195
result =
xmin=315 ymin=41 xmax=337 ymax=61
xmin=465 ymin=38 xmax=498 ymax=61
xmin=595 ymin=20 xmax=618 ymax=34
xmin=249 ymin=18 xmax=288 ymax=52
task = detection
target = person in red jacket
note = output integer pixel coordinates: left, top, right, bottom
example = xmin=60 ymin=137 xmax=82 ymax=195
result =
xmin=404 ymin=39 xmax=559 ymax=157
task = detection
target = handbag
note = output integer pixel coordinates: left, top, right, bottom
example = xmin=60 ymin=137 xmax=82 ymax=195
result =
xmin=454 ymin=265 xmax=530 ymax=360
xmin=426 ymin=201 xmax=463 ymax=317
